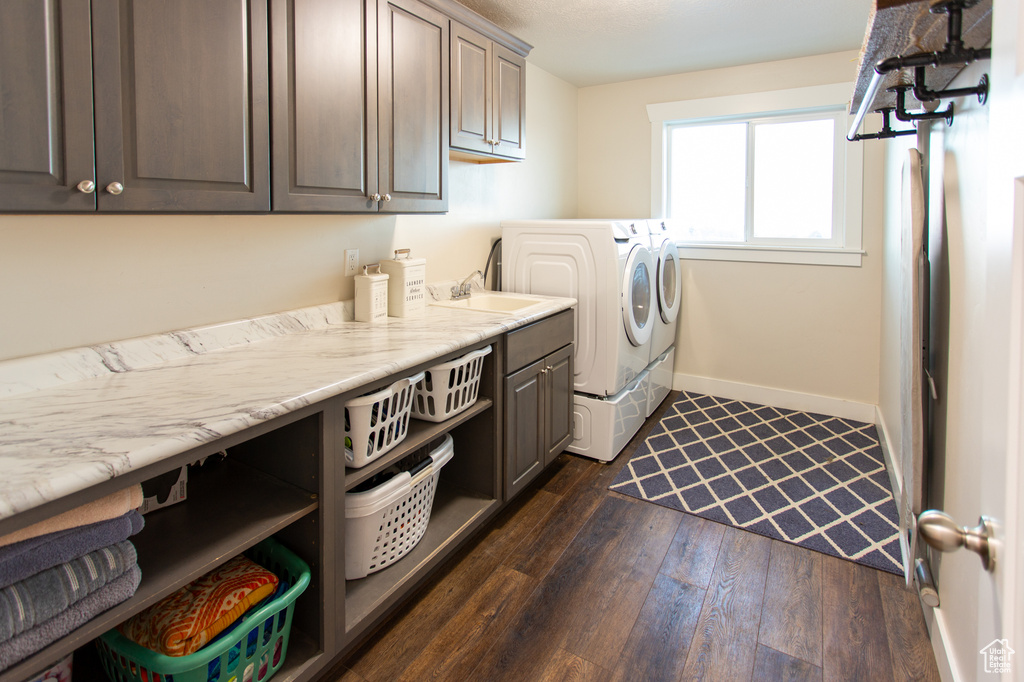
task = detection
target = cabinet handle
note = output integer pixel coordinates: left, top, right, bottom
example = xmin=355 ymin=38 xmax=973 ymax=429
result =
xmin=76 ymin=180 xmax=96 ymax=194
xmin=105 ymin=182 xmax=124 ymax=195
xmin=383 ymin=194 xmax=392 ymax=202
xmin=369 ymin=193 xmax=381 ymax=202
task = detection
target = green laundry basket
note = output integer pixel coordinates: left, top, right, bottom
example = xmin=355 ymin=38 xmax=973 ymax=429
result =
xmin=96 ymin=536 xmax=310 ymax=682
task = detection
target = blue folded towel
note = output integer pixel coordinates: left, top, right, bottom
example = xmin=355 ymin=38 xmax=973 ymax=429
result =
xmin=0 ymin=563 xmax=141 ymax=672
xmin=0 ymin=541 xmax=136 ymax=643
xmin=0 ymin=510 xmax=143 ymax=590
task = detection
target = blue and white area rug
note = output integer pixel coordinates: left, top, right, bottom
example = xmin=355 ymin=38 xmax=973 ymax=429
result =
xmin=610 ymin=391 xmax=904 ymax=574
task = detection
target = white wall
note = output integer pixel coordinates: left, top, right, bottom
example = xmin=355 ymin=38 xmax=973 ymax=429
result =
xmin=576 ymin=51 xmax=884 ymax=405
xmin=0 ymin=63 xmax=578 ymax=362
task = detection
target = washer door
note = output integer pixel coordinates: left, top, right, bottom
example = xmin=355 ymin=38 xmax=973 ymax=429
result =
xmin=656 ymin=239 xmax=681 ymax=324
xmin=621 ymin=244 xmax=654 ymax=347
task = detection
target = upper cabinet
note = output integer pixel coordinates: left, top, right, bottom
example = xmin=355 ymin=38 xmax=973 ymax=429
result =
xmin=449 ymin=21 xmax=526 ymax=161
xmin=0 ymin=0 xmax=271 ymax=212
xmin=272 ymin=0 xmax=449 ymax=213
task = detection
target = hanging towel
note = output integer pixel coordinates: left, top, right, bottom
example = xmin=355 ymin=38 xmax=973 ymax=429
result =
xmin=0 ymin=563 xmax=141 ymax=673
xmin=0 ymin=510 xmax=143 ymax=590
xmin=119 ymin=554 xmax=277 ymax=656
xmin=0 ymin=541 xmax=136 ymax=643
xmin=0 ymin=485 xmax=143 ymax=549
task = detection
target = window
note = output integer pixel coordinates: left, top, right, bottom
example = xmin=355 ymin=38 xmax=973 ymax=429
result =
xmin=649 ymin=83 xmax=864 ymax=267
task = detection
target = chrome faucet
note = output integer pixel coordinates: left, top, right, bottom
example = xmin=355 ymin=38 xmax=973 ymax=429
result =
xmin=451 ymin=270 xmax=483 ymax=299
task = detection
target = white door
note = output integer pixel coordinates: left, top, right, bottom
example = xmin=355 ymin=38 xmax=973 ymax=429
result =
xmin=924 ymin=3 xmax=1023 ymax=677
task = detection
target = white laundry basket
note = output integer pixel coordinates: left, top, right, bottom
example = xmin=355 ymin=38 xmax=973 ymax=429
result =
xmin=411 ymin=346 xmax=492 ymax=422
xmin=345 ymin=433 xmax=455 ymax=579
xmin=344 ymin=371 xmax=425 ymax=468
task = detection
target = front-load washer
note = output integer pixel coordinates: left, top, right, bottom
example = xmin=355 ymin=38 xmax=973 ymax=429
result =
xmin=501 ymin=219 xmax=654 ymax=398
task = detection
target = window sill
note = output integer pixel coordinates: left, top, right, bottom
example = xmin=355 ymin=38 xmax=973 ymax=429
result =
xmin=676 ymin=242 xmax=864 ymax=267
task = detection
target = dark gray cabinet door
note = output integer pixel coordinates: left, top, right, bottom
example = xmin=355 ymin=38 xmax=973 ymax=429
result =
xmin=91 ymin=0 xmax=270 ymax=211
xmin=505 ymin=357 xmax=545 ymax=500
xmin=450 ymin=23 xmax=491 ymax=155
xmin=377 ymin=0 xmax=448 ymax=213
xmin=492 ymin=44 xmax=525 ymax=160
xmin=0 ymin=0 xmax=96 ymax=211
xmin=544 ymin=344 xmax=573 ymax=465
xmin=271 ymin=0 xmax=378 ymax=212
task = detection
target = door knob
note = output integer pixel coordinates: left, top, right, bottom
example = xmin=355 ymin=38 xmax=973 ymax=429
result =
xmin=917 ymin=509 xmax=996 ymax=572
xmin=76 ymin=180 xmax=96 ymax=194
xmin=105 ymin=182 xmax=124 ymax=195
xmin=369 ymin=193 xmax=381 ymax=202
xmin=382 ymin=194 xmax=391 ymax=202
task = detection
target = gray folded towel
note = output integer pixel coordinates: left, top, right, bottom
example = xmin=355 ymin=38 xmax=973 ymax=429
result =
xmin=0 ymin=563 xmax=141 ymax=672
xmin=0 ymin=511 xmax=144 ymax=590
xmin=0 ymin=541 xmax=136 ymax=643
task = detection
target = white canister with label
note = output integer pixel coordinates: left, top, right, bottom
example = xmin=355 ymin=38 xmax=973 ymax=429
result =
xmin=379 ymin=248 xmax=427 ymax=317
xmin=354 ymin=264 xmax=389 ymax=322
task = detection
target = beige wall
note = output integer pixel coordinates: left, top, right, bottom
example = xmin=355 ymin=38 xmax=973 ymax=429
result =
xmin=0 ymin=63 xmax=578 ymax=362
xmin=576 ymin=51 xmax=884 ymax=405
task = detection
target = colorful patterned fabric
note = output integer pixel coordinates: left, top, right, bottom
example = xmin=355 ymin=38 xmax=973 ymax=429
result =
xmin=119 ymin=555 xmax=277 ymax=656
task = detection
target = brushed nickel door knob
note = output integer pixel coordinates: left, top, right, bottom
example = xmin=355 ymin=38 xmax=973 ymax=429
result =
xmin=76 ymin=180 xmax=96 ymax=194
xmin=369 ymin=193 xmax=382 ymax=202
xmin=105 ymin=182 xmax=124 ymax=195
xmin=917 ymin=509 xmax=996 ymax=572
xmin=382 ymin=194 xmax=391 ymax=202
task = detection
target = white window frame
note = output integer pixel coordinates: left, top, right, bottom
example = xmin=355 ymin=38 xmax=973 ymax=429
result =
xmin=649 ymin=83 xmax=864 ymax=267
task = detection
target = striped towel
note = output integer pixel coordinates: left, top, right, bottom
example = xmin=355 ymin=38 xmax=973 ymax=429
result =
xmin=119 ymin=554 xmax=277 ymax=656
xmin=0 ymin=541 xmax=136 ymax=643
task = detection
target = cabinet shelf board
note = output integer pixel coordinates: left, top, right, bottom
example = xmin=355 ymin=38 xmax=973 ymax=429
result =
xmin=344 ymin=398 xmax=492 ymax=491
xmin=343 ymin=484 xmax=497 ymax=634
xmin=0 ymin=458 xmax=318 ymax=682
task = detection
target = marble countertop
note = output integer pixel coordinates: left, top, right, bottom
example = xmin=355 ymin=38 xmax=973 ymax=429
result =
xmin=0 ymin=295 xmax=575 ymax=524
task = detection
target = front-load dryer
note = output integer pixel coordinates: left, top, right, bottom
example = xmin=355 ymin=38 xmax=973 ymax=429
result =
xmin=501 ymin=219 xmax=654 ymax=397
xmin=645 ymin=219 xmax=682 ymax=417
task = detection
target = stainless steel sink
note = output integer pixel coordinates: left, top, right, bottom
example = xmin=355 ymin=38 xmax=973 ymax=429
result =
xmin=430 ymin=293 xmax=548 ymax=314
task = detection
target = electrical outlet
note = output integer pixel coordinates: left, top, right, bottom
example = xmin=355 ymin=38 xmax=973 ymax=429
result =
xmin=344 ymin=249 xmax=359 ymax=276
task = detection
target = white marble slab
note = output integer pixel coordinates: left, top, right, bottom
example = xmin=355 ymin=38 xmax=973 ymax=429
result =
xmin=0 ymin=295 xmax=574 ymax=523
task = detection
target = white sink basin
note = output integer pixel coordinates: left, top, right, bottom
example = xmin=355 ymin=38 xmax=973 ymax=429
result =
xmin=431 ymin=293 xmax=547 ymax=314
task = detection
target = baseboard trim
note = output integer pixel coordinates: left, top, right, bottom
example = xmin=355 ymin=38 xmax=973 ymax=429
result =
xmin=671 ymin=373 xmax=876 ymax=422
xmin=874 ymin=407 xmax=911 ymax=578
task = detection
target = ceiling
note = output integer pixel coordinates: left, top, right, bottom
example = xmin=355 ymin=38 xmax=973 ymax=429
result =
xmin=456 ymin=0 xmax=874 ymax=88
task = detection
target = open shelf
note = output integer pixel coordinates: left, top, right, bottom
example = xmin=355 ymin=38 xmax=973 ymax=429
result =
xmin=343 ymin=481 xmax=497 ymax=635
xmin=851 ymin=0 xmax=992 ymax=114
xmin=0 ymin=457 xmax=319 ymax=682
xmin=344 ymin=398 xmax=492 ymax=491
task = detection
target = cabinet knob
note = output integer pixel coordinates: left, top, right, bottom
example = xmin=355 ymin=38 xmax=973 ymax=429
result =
xmin=369 ymin=193 xmax=381 ymax=202
xmin=105 ymin=182 xmax=124 ymax=195
xmin=383 ymin=194 xmax=392 ymax=202
xmin=76 ymin=180 xmax=96 ymax=194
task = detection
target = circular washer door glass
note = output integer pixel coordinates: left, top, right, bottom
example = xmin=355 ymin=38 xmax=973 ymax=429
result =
xmin=657 ymin=240 xmax=682 ymax=324
xmin=622 ymin=244 xmax=654 ymax=347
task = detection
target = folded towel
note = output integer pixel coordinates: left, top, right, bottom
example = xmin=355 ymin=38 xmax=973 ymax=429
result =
xmin=0 ymin=563 xmax=141 ymax=673
xmin=0 ymin=541 xmax=136 ymax=643
xmin=0 ymin=510 xmax=144 ymax=590
xmin=0 ymin=486 xmax=143 ymax=549
xmin=119 ymin=554 xmax=277 ymax=657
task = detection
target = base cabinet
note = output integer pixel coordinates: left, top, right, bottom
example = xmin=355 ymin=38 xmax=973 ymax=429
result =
xmin=503 ymin=310 xmax=574 ymax=500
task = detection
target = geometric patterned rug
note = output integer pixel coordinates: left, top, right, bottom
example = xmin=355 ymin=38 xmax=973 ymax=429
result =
xmin=609 ymin=391 xmax=904 ymax=575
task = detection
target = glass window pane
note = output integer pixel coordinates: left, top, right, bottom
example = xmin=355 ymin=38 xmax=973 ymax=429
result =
xmin=752 ymin=118 xmax=834 ymax=240
xmin=669 ymin=123 xmax=746 ymax=242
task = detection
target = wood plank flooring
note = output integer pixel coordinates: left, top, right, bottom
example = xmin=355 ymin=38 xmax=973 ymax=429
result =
xmin=322 ymin=400 xmax=941 ymax=682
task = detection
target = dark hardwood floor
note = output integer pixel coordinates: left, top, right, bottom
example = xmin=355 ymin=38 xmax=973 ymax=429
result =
xmin=323 ymin=399 xmax=941 ymax=682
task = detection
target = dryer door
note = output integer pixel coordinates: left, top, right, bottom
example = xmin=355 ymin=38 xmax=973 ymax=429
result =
xmin=656 ymin=239 xmax=681 ymax=324
xmin=621 ymin=243 xmax=654 ymax=347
